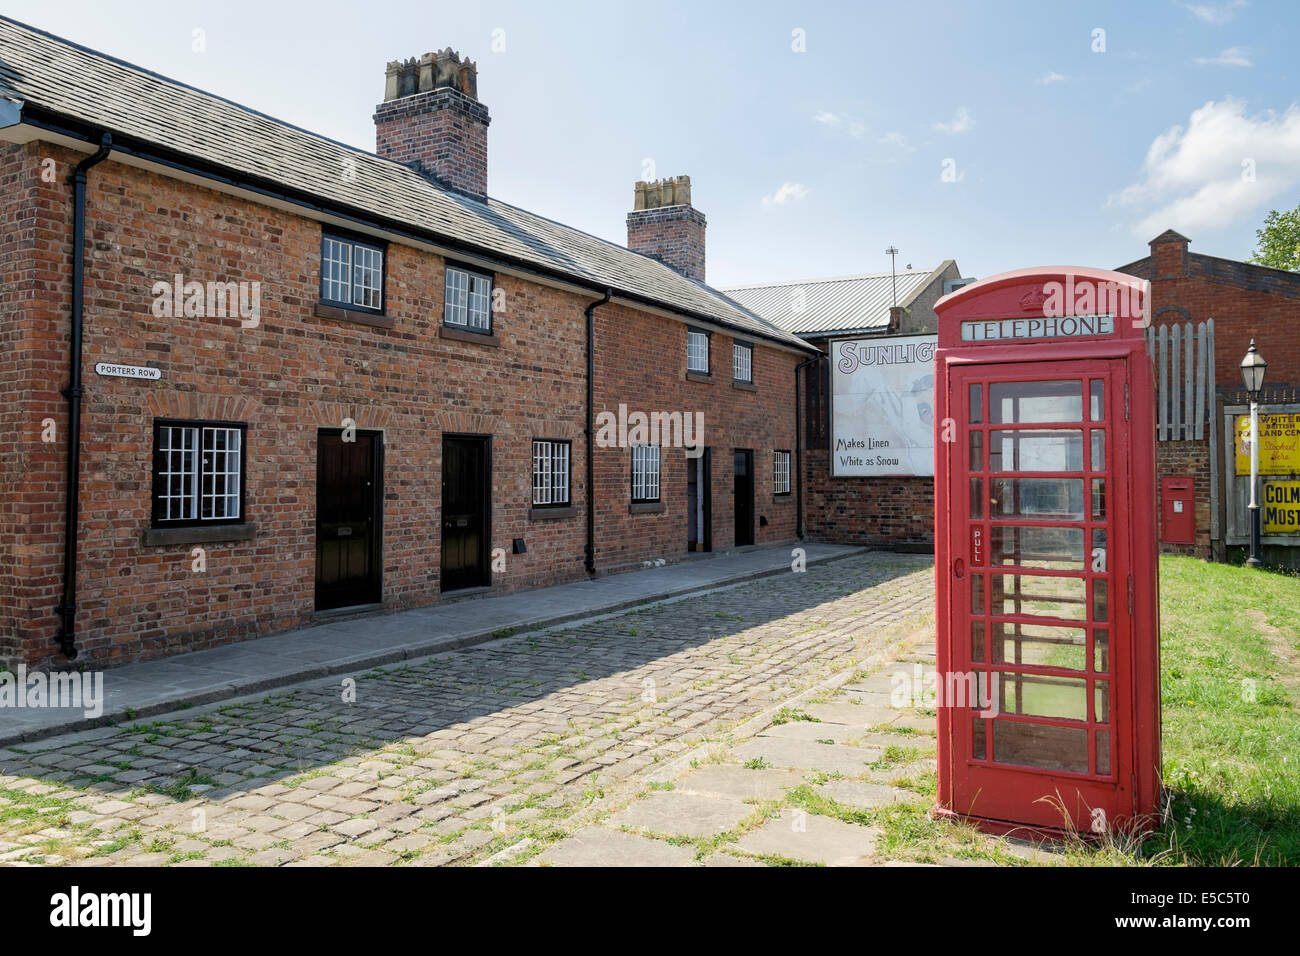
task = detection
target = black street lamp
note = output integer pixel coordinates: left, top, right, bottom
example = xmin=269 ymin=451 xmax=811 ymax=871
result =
xmin=1240 ymin=340 xmax=1267 ymax=568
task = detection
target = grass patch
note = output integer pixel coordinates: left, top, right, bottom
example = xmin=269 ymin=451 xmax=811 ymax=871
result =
xmin=1126 ymin=557 xmax=1300 ymax=865
xmin=771 ymin=707 xmax=820 ymax=726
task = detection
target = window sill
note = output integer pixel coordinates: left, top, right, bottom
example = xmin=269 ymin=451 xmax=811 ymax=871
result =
xmin=773 ymin=494 xmax=793 ymax=503
xmin=314 ymin=302 xmax=394 ymax=330
xmin=629 ymin=501 xmax=666 ymax=515
xmin=440 ymin=325 xmax=500 ymax=347
xmin=142 ymin=523 xmax=257 ymax=547
xmin=685 ymin=371 xmax=713 ymax=384
xmin=732 ymin=381 xmax=757 ymax=392
xmin=530 ymin=505 xmax=576 ymax=520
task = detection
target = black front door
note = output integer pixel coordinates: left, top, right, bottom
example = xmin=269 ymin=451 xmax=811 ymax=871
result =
xmin=733 ymin=449 xmax=754 ymax=546
xmin=441 ymin=435 xmax=491 ymax=592
xmin=315 ymin=429 xmax=383 ymax=611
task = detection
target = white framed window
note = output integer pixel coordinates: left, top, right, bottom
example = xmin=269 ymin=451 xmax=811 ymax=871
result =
xmin=321 ymin=234 xmax=384 ymax=312
xmin=774 ymin=450 xmax=792 ymax=496
xmin=687 ymin=328 xmax=710 ymax=374
xmin=352 ymin=244 xmax=383 ymax=310
xmin=631 ymin=444 xmax=661 ymax=502
xmin=444 ymin=264 xmax=494 ymax=332
xmin=532 ymin=439 xmax=571 ymax=506
xmin=153 ymin=420 xmax=245 ymax=525
xmin=733 ymin=341 xmax=753 ymax=383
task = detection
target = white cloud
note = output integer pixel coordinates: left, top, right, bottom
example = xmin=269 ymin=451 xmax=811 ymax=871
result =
xmin=878 ymin=131 xmax=909 ymax=148
xmin=1038 ymin=71 xmax=1068 ymax=85
xmin=933 ymin=106 xmax=975 ymax=134
xmin=761 ymin=182 xmax=810 ymax=206
xmin=1195 ymin=46 xmax=1253 ymax=67
xmin=1184 ymin=0 xmax=1248 ymax=25
xmin=1109 ymin=97 xmax=1300 ymax=237
xmin=813 ymin=111 xmax=865 ymax=137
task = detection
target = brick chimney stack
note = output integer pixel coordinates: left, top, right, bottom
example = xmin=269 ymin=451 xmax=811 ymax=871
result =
xmin=1150 ymin=229 xmax=1190 ymax=279
xmin=374 ymin=49 xmax=490 ymax=199
xmin=626 ymin=176 xmax=707 ymax=281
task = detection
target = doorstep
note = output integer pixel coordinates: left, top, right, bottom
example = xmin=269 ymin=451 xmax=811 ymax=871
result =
xmin=0 ymin=542 xmax=867 ymax=746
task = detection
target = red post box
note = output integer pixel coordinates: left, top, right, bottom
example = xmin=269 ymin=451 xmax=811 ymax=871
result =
xmin=932 ymin=267 xmax=1160 ymax=837
xmin=1160 ymin=476 xmax=1196 ymax=545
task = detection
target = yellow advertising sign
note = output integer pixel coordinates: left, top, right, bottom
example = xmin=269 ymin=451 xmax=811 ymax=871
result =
xmin=1263 ymin=480 xmax=1300 ymax=534
xmin=1234 ymin=413 xmax=1300 ymax=476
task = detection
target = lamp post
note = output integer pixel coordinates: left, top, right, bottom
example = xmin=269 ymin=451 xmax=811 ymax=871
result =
xmin=1240 ymin=340 xmax=1267 ymax=568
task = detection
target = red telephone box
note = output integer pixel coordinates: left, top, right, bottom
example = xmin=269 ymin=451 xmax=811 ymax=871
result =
xmin=932 ymin=267 xmax=1160 ymax=837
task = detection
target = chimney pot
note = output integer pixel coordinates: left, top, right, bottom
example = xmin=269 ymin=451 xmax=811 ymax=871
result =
xmin=417 ymin=52 xmax=436 ymax=93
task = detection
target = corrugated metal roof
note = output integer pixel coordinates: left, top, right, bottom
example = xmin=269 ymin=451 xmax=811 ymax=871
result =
xmin=0 ymin=17 xmax=812 ymax=351
xmin=722 ymin=269 xmax=937 ymax=336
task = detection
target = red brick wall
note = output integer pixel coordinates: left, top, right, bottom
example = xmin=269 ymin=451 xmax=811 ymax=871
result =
xmin=1156 ymin=439 xmax=1212 ymax=558
xmin=1118 ymin=237 xmax=1300 ymax=561
xmin=0 ymin=141 xmax=69 ymax=666
xmin=626 ymin=206 xmax=707 ymax=282
xmin=592 ymin=303 xmax=799 ymax=572
xmin=1121 ymin=240 xmax=1300 ymax=391
xmin=4 ymin=142 xmax=803 ymax=669
xmin=802 ymin=453 xmax=934 ymax=550
xmin=373 ymin=88 xmax=490 ymax=197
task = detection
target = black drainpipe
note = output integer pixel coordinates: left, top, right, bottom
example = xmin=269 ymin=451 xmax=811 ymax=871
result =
xmin=794 ymin=353 xmax=822 ymax=541
xmin=55 ymin=132 xmax=113 ymax=660
xmin=584 ymin=288 xmax=613 ymax=576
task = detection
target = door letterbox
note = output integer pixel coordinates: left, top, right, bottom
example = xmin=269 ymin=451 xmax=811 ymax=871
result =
xmin=932 ymin=266 xmax=1160 ymax=838
xmin=1160 ymin=476 xmax=1195 ymax=545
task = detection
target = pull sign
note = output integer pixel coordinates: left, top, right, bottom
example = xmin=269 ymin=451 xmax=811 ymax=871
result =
xmin=970 ymin=526 xmax=985 ymax=566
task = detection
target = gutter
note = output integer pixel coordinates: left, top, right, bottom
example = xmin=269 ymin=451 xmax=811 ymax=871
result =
xmin=55 ymin=131 xmax=113 ymax=660
xmin=18 ymin=108 xmax=815 ymax=356
xmin=584 ymin=289 xmax=612 ymax=575
xmin=794 ymin=353 xmax=823 ymax=540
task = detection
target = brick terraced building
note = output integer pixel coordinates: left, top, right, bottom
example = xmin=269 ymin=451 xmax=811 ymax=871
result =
xmin=0 ymin=19 xmax=816 ymax=668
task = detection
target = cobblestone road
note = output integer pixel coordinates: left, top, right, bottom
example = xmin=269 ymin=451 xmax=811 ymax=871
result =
xmin=0 ymin=552 xmax=933 ymax=866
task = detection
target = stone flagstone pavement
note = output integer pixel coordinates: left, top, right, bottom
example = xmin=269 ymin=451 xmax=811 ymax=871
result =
xmin=0 ymin=552 xmax=1058 ymax=866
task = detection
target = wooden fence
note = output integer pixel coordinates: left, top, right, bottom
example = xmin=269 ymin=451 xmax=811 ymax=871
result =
xmin=1145 ymin=319 xmax=1215 ymax=441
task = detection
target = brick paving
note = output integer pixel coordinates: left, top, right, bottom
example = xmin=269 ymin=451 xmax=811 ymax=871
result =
xmin=0 ymin=552 xmax=934 ymax=867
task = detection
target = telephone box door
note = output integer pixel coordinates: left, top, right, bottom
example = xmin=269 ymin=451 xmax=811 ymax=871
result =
xmin=946 ymin=359 xmax=1133 ymax=831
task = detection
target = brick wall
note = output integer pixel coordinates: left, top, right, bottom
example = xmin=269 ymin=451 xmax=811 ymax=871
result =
xmin=801 ymin=453 xmax=934 ymax=549
xmin=0 ymin=141 xmax=68 ymax=666
xmin=374 ymin=87 xmax=490 ymax=197
xmin=593 ymin=303 xmax=799 ymax=571
xmin=1120 ymin=235 xmax=1300 ymax=391
xmin=1118 ymin=233 xmax=1300 ymax=561
xmin=4 ymin=142 xmax=803 ymax=669
xmin=626 ymin=206 xmax=707 ymax=282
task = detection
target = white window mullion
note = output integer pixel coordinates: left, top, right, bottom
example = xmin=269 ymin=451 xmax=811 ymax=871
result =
xmin=532 ymin=439 xmax=570 ymax=506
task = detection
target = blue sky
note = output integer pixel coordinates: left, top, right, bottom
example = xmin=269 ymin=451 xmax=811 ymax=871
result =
xmin=6 ymin=0 xmax=1298 ymax=286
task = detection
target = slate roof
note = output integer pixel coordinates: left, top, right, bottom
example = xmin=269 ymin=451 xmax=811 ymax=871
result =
xmin=0 ymin=16 xmax=811 ymax=351
xmin=1116 ymin=248 xmax=1300 ymax=300
xmin=723 ymin=268 xmax=941 ymax=336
